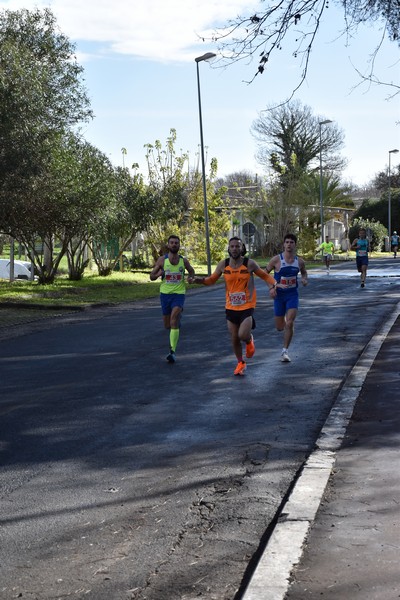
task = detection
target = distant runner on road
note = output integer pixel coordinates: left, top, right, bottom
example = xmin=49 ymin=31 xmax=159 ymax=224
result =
xmin=265 ymin=233 xmax=308 ymax=363
xmin=190 ymin=236 xmax=281 ymax=376
xmin=351 ymin=227 xmax=369 ymax=288
xmin=318 ymin=236 xmax=335 ymax=272
xmin=150 ymin=235 xmax=195 ymax=363
xmin=391 ymin=231 xmax=399 ymax=258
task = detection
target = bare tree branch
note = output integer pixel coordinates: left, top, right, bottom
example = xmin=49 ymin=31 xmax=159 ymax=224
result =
xmin=348 ymin=24 xmax=400 ymax=97
xmin=206 ymin=0 xmax=399 ymax=96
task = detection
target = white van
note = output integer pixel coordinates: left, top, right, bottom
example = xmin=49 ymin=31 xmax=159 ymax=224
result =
xmin=0 ymin=259 xmax=34 ymax=280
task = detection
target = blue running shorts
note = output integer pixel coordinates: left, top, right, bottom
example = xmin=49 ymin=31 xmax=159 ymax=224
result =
xmin=356 ymin=256 xmax=368 ymax=271
xmin=160 ymin=293 xmax=185 ymax=315
xmin=274 ymin=292 xmax=299 ymax=317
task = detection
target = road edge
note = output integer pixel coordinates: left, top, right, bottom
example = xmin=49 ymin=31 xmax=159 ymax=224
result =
xmin=241 ymin=301 xmax=400 ymax=600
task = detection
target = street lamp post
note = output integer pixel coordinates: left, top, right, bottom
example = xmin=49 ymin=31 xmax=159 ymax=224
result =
xmin=388 ymin=148 xmax=399 ymax=238
xmin=195 ymin=52 xmax=216 ymax=276
xmin=319 ymin=119 xmax=332 ymax=243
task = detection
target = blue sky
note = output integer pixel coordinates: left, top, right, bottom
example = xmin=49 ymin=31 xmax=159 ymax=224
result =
xmin=1 ymin=0 xmax=399 ymax=186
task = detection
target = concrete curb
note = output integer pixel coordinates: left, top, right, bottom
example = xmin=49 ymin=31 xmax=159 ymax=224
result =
xmin=241 ymin=301 xmax=400 ymax=600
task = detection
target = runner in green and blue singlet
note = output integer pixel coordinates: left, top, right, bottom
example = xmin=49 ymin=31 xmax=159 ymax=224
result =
xmin=150 ymin=235 xmax=195 ymax=363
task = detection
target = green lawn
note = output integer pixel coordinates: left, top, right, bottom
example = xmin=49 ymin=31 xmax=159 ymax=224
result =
xmin=0 ymin=271 xmax=162 ymax=307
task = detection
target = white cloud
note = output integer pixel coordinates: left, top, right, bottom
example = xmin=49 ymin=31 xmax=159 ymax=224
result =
xmin=0 ymin=0 xmax=259 ymax=62
xmin=2 ymin=0 xmax=397 ymax=186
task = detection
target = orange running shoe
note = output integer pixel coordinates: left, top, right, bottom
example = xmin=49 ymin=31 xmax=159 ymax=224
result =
xmin=233 ymin=361 xmax=247 ymax=376
xmin=246 ymin=335 xmax=255 ymax=358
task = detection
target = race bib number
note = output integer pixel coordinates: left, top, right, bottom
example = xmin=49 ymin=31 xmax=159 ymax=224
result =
xmin=229 ymin=291 xmax=246 ymax=306
xmin=165 ymin=271 xmax=182 ymax=284
xmin=358 ymin=250 xmax=367 ymax=257
xmin=280 ymin=276 xmax=297 ymax=288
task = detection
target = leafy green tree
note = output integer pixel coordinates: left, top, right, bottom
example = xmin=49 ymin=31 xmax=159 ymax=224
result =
xmin=1 ymin=132 xmax=115 ymax=284
xmin=0 ymin=8 xmax=93 ymax=282
xmin=182 ymin=158 xmax=230 ymax=266
xmin=49 ymin=134 xmax=118 ymax=280
xmin=252 ymin=101 xmax=346 ymax=185
xmin=142 ymin=129 xmax=193 ymax=259
xmin=2 ymin=132 xmax=84 ymax=283
xmin=139 ymin=130 xmax=229 ymax=266
xmin=248 ymin=101 xmax=352 ymax=250
xmin=295 ymin=172 xmax=355 ymax=253
xmin=90 ymin=167 xmax=156 ymax=276
xmin=136 ymin=130 xmax=230 ymax=267
xmin=373 ymin=163 xmax=400 ymax=191
xmin=304 ymin=173 xmax=354 ymax=208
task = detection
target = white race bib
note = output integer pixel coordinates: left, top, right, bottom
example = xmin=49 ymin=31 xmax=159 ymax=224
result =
xmin=229 ymin=291 xmax=246 ymax=306
xmin=165 ymin=271 xmax=182 ymax=284
xmin=280 ymin=276 xmax=297 ymax=288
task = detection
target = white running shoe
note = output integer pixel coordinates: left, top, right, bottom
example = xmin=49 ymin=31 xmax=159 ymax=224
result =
xmin=280 ymin=350 xmax=291 ymax=362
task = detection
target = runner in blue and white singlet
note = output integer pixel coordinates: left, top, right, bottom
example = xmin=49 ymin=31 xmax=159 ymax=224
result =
xmin=265 ymin=233 xmax=308 ymax=363
xmin=274 ymin=253 xmax=300 ymax=296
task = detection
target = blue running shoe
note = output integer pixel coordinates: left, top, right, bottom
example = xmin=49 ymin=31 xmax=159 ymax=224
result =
xmin=166 ymin=350 xmax=176 ymax=363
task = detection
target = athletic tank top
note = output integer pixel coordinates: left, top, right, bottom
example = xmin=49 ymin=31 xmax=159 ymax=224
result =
xmin=223 ymin=257 xmax=256 ymax=310
xmin=159 ymin=255 xmax=186 ymax=294
xmin=274 ymin=254 xmax=299 ymax=292
xmin=355 ymin=239 xmax=368 ymax=257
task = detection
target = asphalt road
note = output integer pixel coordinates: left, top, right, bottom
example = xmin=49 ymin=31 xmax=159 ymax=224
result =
xmin=0 ymin=258 xmax=399 ymax=600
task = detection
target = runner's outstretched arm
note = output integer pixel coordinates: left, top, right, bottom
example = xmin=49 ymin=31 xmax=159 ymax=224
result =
xmin=189 ymin=261 xmax=224 ymax=285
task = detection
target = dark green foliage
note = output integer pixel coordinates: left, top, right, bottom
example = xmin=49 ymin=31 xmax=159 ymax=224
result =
xmin=353 ymin=190 xmax=400 ymax=232
xmin=373 ymin=164 xmax=400 ymax=192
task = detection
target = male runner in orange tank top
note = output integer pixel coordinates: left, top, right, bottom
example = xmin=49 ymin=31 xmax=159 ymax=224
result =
xmin=190 ymin=236 xmax=283 ymax=376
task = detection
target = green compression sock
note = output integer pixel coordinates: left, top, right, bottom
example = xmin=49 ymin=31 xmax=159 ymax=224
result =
xmin=169 ymin=328 xmax=180 ymax=352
